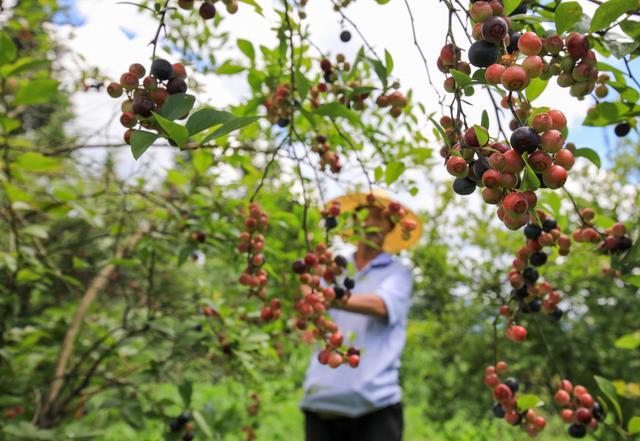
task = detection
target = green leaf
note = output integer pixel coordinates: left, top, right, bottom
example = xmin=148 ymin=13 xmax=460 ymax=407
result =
xmin=201 ymin=115 xmax=261 ymax=143
xmin=0 ymin=116 xmax=20 ymax=134
xmin=295 ymin=71 xmax=312 ymax=100
xmin=314 ymin=102 xmax=362 ymax=125
xmin=193 ymin=149 xmax=213 ymax=174
xmin=22 ymin=224 xmax=49 ymax=239
xmin=602 ymin=31 xmax=640 ymax=58
xmin=385 ymin=161 xmax=405 ymax=185
xmin=158 ymin=93 xmax=195 ymax=121
xmin=594 ymin=375 xmax=623 ymax=423
xmin=555 ymin=1 xmax=583 ymax=34
xmin=186 ymin=108 xmax=234 ymax=135
xmin=449 ymin=69 xmax=472 ymax=88
xmin=574 ymin=147 xmax=601 ymax=168
xmin=237 ymin=39 xmax=255 ymax=62
xmin=591 ymin=0 xmax=638 ymax=32
xmin=620 ymin=19 xmax=640 ymax=39
xmin=193 ymin=410 xmax=214 ymax=438
xmin=520 ymin=155 xmax=541 ymax=191
xmin=216 ymin=60 xmax=245 ymax=75
xmin=153 ymin=113 xmax=189 ymax=147
xmin=385 ymin=49 xmax=394 ymax=75
xmin=629 ymin=416 xmax=640 ymax=435
xmin=0 ymin=32 xmax=17 ymax=66
xmin=15 ymin=152 xmax=60 ymax=173
xmin=503 ymin=0 xmax=522 ymax=16
xmin=624 ymin=275 xmax=640 ymax=288
xmin=517 ymin=394 xmax=543 ymax=411
xmin=14 ymin=79 xmax=59 ymax=105
xmin=429 ymin=116 xmax=451 ymax=147
xmin=525 ymin=78 xmax=548 ymax=102
xmin=473 ymin=125 xmax=489 ymax=146
xmin=481 ymin=110 xmax=489 ymax=129
xmin=0 ymin=58 xmax=49 ymax=77
xmin=614 ymin=330 xmax=640 ymax=349
xmin=178 ymin=380 xmax=193 ymax=408
xmin=130 ymin=130 xmax=159 ymax=160
xmin=367 ymin=57 xmax=388 ymax=88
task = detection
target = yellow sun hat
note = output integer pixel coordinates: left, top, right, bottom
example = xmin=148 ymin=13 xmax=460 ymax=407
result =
xmin=327 ymin=188 xmax=422 ymax=254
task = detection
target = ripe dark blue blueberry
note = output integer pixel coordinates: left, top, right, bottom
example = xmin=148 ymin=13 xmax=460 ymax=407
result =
xmin=334 ymin=285 xmax=346 ymax=299
xmin=177 ymin=411 xmax=190 ymax=425
xmin=592 ymin=402 xmax=604 ymax=421
xmin=183 ymin=432 xmax=194 ymax=441
xmin=542 ymin=218 xmax=557 ymax=232
xmin=132 ymin=95 xmax=155 ymax=117
xmin=277 ymin=117 xmax=290 ymax=127
xmin=504 ymin=377 xmax=519 ymax=393
xmin=344 ymin=277 xmax=355 ymax=290
xmin=151 ymin=58 xmax=173 ymax=81
xmin=493 ymin=403 xmax=506 ymax=418
xmin=550 ymin=307 xmax=564 ymax=321
xmin=334 ymin=255 xmax=348 ymax=268
xmin=530 ymin=252 xmax=547 ymax=267
xmin=340 ymin=30 xmax=351 ymax=42
xmin=568 ymin=423 xmax=587 ymax=438
xmin=524 ymin=224 xmax=542 ymax=240
xmin=468 ymin=41 xmax=500 ymax=68
xmin=506 ymin=32 xmax=520 ymax=54
xmin=513 ymin=286 xmax=529 ymax=299
xmin=523 ymin=267 xmax=539 ymax=284
xmin=614 ymin=122 xmax=630 ymax=137
xmin=510 ymin=127 xmax=540 ymax=154
xmin=453 ymin=177 xmax=477 ymax=195
xmin=324 ymin=217 xmax=338 ymax=230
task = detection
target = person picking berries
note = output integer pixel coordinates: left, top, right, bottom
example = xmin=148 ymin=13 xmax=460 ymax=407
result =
xmin=300 ymin=189 xmax=422 ymax=441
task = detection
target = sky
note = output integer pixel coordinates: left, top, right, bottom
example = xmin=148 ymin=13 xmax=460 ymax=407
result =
xmin=45 ymin=0 xmax=639 ymax=212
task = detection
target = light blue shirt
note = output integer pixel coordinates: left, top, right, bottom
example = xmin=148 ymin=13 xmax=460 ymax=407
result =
xmin=300 ymin=252 xmax=414 ymax=418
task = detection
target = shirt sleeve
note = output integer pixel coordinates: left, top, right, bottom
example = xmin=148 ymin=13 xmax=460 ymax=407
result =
xmin=375 ymin=264 xmax=413 ymax=326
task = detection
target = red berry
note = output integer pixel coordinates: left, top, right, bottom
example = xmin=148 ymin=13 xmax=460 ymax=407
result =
xmin=317 ymin=350 xmax=330 ymax=365
xmin=540 ymin=129 xmax=564 ymax=153
xmin=496 ymin=361 xmax=508 ymax=374
xmin=561 ymin=409 xmax=574 ymax=423
xmin=482 ymin=169 xmax=502 ymax=188
xmin=501 ymin=66 xmax=529 ymax=91
xmin=566 ymin=33 xmax=589 ymax=58
xmin=329 ymin=332 xmax=343 ymax=347
xmin=531 ymin=113 xmax=552 ymax=133
xmin=554 ymin=149 xmax=575 ymax=170
xmin=548 ymin=110 xmax=567 ymax=131
xmin=579 ymin=393 xmax=594 ymax=408
xmin=522 ymin=56 xmax=544 ymax=78
xmin=304 ymin=253 xmax=318 ymax=266
xmin=485 ymin=373 xmax=501 ymax=387
xmin=348 ymin=354 xmax=360 ymax=368
xmin=575 ymin=407 xmax=593 ymax=424
xmin=542 ymin=165 xmax=568 ymax=189
xmin=328 ymin=352 xmax=343 ymax=368
xmin=518 ymin=32 xmax=543 ymax=56
xmin=555 ymin=389 xmax=571 ymax=406
xmin=503 ymin=192 xmax=528 ymax=215
xmin=128 ymin=63 xmax=146 ymax=79
xmin=494 ymin=383 xmax=512 ymax=401
xmin=446 ymin=156 xmax=469 ymax=178
xmin=503 ymin=149 xmax=525 ymax=173
xmin=470 ymin=1 xmax=493 ymax=22
xmin=485 ymin=63 xmax=506 ymax=84
xmin=107 ymin=82 xmax=123 ymax=98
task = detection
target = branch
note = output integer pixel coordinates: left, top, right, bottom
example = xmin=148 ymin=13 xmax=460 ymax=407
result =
xmin=39 ymin=228 xmax=146 ymax=423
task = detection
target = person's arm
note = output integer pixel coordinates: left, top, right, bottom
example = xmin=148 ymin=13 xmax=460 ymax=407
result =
xmin=335 ymin=294 xmax=388 ymax=318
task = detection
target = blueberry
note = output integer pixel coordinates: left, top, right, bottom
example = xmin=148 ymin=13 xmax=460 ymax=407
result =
xmin=592 ymin=401 xmax=604 ymax=421
xmin=340 ymin=30 xmax=351 ymax=42
xmin=493 ymin=403 xmax=506 ymax=418
xmin=344 ymin=277 xmax=355 ymax=290
xmin=334 ymin=285 xmax=346 ymax=299
xmin=523 ymin=267 xmax=539 ymax=285
xmin=276 ymin=117 xmax=290 ymax=127
xmin=132 ymin=95 xmax=155 ymax=117
xmin=542 ymin=218 xmax=557 ymax=232
xmin=506 ymin=32 xmax=520 ymax=54
xmin=524 ymin=223 xmax=542 ymax=240
xmin=183 ymin=432 xmax=194 ymax=441
xmin=568 ymin=423 xmax=587 ymax=438
xmin=512 ymin=286 xmax=529 ymax=299
xmin=614 ymin=122 xmax=630 ymax=137
xmin=324 ymin=217 xmax=338 ymax=230
xmin=170 ymin=419 xmax=183 ymax=432
xmin=177 ymin=411 xmax=190 ymax=425
xmin=550 ymin=307 xmax=564 ymax=321
xmin=151 ymin=58 xmax=173 ymax=81
xmin=504 ymin=377 xmax=519 ymax=393
xmin=510 ymin=127 xmax=540 ymax=154
xmin=530 ymin=252 xmax=547 ymax=267
xmin=334 ymin=255 xmax=348 ymax=268
xmin=453 ymin=177 xmax=477 ymax=195
xmin=292 ymin=259 xmax=306 ymax=274
xmin=619 ymin=236 xmax=633 ymax=250
xmin=167 ymin=77 xmax=187 ymax=94
xmin=468 ymin=41 xmax=500 ymax=68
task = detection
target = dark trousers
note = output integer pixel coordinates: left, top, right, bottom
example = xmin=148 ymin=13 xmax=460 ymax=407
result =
xmin=304 ymin=403 xmax=403 ymax=441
